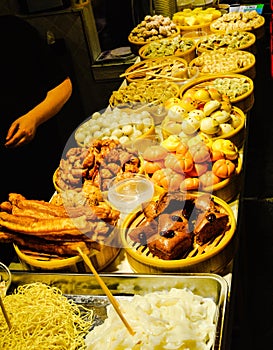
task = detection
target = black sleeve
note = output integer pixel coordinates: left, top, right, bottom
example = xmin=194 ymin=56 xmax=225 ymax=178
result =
xmin=2 ymin=15 xmax=68 ymax=91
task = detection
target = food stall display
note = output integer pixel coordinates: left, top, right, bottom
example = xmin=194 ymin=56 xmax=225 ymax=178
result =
xmin=0 ymin=9 xmax=265 ymax=349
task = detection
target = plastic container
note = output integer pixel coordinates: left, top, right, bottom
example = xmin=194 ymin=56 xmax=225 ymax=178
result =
xmin=0 ymin=262 xmax=11 ymax=296
xmin=107 ymin=174 xmax=154 ymax=214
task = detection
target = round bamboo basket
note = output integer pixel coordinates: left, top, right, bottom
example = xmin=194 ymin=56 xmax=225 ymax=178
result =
xmin=138 ymin=36 xmax=196 ymax=63
xmin=189 ymin=49 xmax=256 ymax=80
xmin=120 ymin=192 xmax=237 ymax=274
xmin=14 ymin=232 xmax=121 ymax=273
xmin=195 ymin=31 xmax=256 ymax=55
xmin=179 ymin=73 xmax=254 ymax=113
xmin=128 ymin=27 xmax=180 ymax=55
xmin=209 ymin=13 xmax=265 ymax=40
xmin=109 ymin=80 xmax=181 ymax=109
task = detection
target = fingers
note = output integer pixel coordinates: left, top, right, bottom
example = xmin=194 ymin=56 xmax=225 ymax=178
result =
xmin=5 ymin=128 xmax=31 ymax=148
xmin=5 ymin=123 xmax=19 ymax=141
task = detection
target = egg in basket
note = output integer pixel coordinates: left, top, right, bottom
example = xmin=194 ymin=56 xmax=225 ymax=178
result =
xmin=74 ymin=107 xmax=155 ymax=148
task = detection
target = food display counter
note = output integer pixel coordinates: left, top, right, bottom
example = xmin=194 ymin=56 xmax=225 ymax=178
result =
xmin=1 ymin=3 xmax=271 ymax=349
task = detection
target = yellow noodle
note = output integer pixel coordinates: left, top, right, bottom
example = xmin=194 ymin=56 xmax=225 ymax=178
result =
xmin=0 ymin=282 xmax=93 ymax=350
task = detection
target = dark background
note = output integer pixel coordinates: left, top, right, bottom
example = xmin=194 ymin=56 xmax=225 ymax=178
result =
xmin=0 ymin=1 xmax=272 ymax=348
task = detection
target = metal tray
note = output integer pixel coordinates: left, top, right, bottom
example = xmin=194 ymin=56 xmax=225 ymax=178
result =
xmin=9 ymin=271 xmax=229 ymax=349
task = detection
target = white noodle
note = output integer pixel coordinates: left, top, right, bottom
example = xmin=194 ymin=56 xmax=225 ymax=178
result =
xmin=85 ymin=287 xmax=217 ymax=350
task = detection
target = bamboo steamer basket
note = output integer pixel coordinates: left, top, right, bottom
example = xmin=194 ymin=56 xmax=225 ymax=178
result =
xmin=120 ymin=192 xmax=237 ymax=274
xmin=109 ymin=80 xmax=180 ymax=109
xmin=124 ymin=56 xmax=188 ymax=84
xmin=138 ymin=36 xmax=196 ymax=63
xmin=161 ymin=106 xmax=246 ymax=149
xmin=179 ymin=73 xmax=254 ymax=113
xmin=128 ymin=26 xmax=180 ymax=55
xmin=195 ymin=31 xmax=256 ymax=55
xmin=210 ymin=14 xmax=265 ymax=40
xmin=14 ymin=231 xmax=121 ymax=273
xmin=189 ymin=49 xmax=256 ymax=80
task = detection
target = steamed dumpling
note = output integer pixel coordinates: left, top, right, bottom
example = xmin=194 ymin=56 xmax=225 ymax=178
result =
xmin=203 ymin=100 xmax=221 ymax=116
xmin=200 ymin=117 xmax=220 ymax=134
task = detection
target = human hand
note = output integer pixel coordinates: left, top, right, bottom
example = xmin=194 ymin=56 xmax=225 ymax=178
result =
xmin=5 ymin=115 xmax=37 ymax=148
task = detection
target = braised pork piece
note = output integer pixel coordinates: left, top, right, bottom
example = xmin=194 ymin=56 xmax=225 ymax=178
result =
xmin=128 ymin=192 xmax=230 ymax=260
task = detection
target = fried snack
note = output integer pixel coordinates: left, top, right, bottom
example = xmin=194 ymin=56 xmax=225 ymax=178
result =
xmin=56 ymin=139 xmax=142 ymax=192
xmin=0 ymin=192 xmax=120 ymax=256
xmin=0 ymin=212 xmax=89 ymax=235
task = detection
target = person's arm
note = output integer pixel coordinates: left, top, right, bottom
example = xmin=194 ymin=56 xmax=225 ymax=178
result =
xmin=5 ymin=77 xmax=72 ymax=148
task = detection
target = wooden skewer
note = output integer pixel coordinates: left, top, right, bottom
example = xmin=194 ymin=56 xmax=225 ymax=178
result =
xmin=0 ymin=295 xmax=11 ymax=330
xmin=119 ymin=62 xmax=171 ymax=78
xmin=146 ymin=72 xmax=188 ymax=81
xmin=77 ymin=247 xmax=135 ymax=336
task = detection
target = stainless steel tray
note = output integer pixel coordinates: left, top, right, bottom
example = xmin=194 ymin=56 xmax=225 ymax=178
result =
xmin=9 ymin=271 xmax=229 ymax=349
